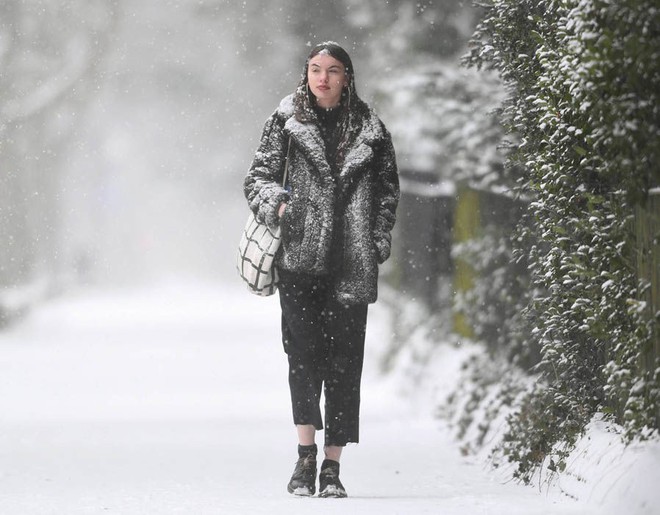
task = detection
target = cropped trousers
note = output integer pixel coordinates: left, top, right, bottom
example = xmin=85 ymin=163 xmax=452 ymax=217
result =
xmin=278 ymin=270 xmax=368 ymax=447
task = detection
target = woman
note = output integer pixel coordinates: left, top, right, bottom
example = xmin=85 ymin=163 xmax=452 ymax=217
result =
xmin=243 ymin=41 xmax=399 ymax=498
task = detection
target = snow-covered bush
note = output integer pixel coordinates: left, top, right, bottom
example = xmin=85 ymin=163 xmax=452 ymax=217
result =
xmin=451 ymin=195 xmax=539 ymax=367
xmin=463 ymin=0 xmax=660 ymax=482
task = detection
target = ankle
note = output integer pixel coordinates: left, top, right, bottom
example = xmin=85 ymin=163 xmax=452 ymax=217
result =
xmin=323 ymin=445 xmax=343 ymax=462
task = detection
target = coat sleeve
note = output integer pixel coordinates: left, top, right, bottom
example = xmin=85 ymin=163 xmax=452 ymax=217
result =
xmin=372 ymin=123 xmax=400 ymax=264
xmin=243 ymin=113 xmax=290 ymax=228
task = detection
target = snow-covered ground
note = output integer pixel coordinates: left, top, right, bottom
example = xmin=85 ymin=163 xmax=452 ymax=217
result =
xmin=0 ymin=280 xmax=607 ymax=514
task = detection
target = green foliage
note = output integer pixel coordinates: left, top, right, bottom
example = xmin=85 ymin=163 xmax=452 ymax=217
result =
xmin=464 ymin=0 xmax=660 ymax=481
xmin=498 ymin=384 xmax=586 ymax=482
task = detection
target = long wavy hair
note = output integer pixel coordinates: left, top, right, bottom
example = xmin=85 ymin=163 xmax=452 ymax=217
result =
xmin=293 ymin=42 xmax=370 ymax=165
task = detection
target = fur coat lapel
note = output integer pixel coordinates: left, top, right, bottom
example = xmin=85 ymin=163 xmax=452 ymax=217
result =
xmin=245 ymin=93 xmax=399 ymax=304
xmin=280 ymin=94 xmax=380 ymax=186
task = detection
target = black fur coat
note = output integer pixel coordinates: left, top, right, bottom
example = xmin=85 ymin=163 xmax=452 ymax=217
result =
xmin=244 ymin=94 xmax=399 ymax=304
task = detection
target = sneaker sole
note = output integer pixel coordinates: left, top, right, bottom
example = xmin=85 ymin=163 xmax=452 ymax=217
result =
xmin=318 ymin=485 xmax=347 ymax=498
xmin=288 ymin=486 xmax=315 ymax=497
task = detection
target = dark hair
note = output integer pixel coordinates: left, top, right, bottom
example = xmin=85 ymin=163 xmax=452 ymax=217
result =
xmin=303 ymin=41 xmax=357 ymax=102
xmin=307 ymin=41 xmax=354 ymax=78
xmin=293 ymin=41 xmax=363 ymax=120
xmin=292 ymin=41 xmax=370 ymax=164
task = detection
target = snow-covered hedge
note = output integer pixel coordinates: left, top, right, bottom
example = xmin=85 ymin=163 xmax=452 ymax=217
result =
xmin=463 ymin=0 xmax=660 ymax=482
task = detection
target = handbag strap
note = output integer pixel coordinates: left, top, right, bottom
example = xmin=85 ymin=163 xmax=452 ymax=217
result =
xmin=282 ymin=136 xmax=292 ymax=188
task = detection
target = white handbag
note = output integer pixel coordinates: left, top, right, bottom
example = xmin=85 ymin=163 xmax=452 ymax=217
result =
xmin=237 ymin=137 xmax=291 ymax=296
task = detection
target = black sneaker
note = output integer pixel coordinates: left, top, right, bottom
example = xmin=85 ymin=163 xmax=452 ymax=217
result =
xmin=287 ymin=447 xmax=317 ymax=496
xmin=318 ymin=459 xmax=347 ymax=498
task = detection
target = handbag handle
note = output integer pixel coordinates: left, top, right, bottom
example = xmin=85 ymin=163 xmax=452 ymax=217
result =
xmin=282 ymin=136 xmax=292 ymax=188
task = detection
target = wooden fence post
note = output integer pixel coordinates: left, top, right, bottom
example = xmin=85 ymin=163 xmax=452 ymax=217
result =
xmin=453 ymin=185 xmax=480 ymax=338
xmin=635 ymin=188 xmax=660 ymax=427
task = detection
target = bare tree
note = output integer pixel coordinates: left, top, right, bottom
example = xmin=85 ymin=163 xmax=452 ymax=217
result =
xmin=0 ymin=0 xmax=118 ymax=321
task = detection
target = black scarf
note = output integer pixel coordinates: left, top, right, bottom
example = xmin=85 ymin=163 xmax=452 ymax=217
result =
xmin=314 ymin=105 xmax=342 ymax=170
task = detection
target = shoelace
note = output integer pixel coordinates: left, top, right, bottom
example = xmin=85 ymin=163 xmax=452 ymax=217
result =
xmin=297 ymin=455 xmax=316 ymax=470
xmin=321 ymin=466 xmax=338 ymax=479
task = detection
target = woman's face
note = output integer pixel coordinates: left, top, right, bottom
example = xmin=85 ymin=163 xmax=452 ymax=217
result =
xmin=307 ymin=53 xmax=348 ymax=109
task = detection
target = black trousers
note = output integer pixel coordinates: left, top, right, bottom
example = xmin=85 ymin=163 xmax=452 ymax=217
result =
xmin=278 ymin=270 xmax=368 ymax=447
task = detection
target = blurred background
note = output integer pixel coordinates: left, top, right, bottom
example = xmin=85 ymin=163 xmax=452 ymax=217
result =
xmin=1 ymin=0 xmax=503 ymax=323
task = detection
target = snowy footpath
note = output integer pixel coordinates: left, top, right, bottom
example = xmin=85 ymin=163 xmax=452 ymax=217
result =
xmin=0 ymin=280 xmax=597 ymax=515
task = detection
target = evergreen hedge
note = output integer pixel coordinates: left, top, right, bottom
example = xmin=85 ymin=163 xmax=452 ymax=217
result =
xmin=463 ymin=0 xmax=659 ymax=482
